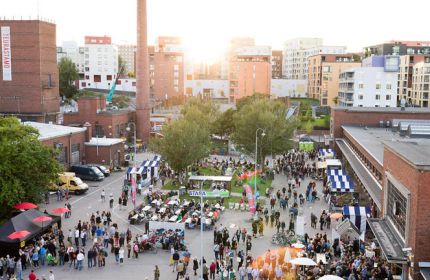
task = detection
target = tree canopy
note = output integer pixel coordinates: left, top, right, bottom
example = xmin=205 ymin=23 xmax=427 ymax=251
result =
xmin=58 ymin=57 xmax=79 ymax=99
xmin=0 ymin=117 xmax=62 ymax=219
xmin=231 ymin=97 xmax=296 ymax=166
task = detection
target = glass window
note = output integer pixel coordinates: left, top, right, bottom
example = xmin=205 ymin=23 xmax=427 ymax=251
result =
xmin=359 ymin=83 xmax=364 ymax=89
xmin=358 ymin=95 xmax=364 ymax=100
xmin=386 ymin=84 xmax=392 ymax=90
xmin=386 ymin=95 xmax=391 ymax=100
xmin=375 ymin=94 xmax=380 ymax=100
xmin=387 ymin=180 xmax=407 ymax=238
xmin=376 ymin=84 xmax=381 ymax=90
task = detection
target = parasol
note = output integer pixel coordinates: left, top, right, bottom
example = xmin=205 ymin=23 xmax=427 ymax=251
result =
xmin=14 ymin=202 xmax=37 ymax=210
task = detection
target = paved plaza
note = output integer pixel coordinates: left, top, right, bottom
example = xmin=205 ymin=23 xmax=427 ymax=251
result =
xmin=28 ymin=152 xmax=330 ymax=280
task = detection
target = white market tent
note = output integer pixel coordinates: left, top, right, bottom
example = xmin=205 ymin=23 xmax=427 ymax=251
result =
xmin=188 ymin=176 xmax=232 ymax=182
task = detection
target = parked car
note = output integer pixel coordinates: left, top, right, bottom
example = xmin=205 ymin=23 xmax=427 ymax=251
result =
xmin=49 ymin=172 xmax=89 ymax=195
xmin=70 ymin=164 xmax=104 ymax=181
xmin=89 ymin=164 xmax=111 ymax=177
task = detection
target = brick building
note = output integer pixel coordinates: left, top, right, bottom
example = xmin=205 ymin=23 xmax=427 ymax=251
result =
xmin=0 ymin=20 xmax=60 ymax=123
xmin=84 ymin=137 xmax=125 ymax=167
xmin=331 ymin=107 xmax=430 ymax=279
xmin=63 ymin=95 xmax=135 ymax=139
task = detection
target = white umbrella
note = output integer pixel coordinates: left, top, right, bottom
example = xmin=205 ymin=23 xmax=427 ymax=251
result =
xmin=291 ymin=243 xmax=305 ymax=249
xmin=318 ymin=276 xmax=344 ymax=280
xmin=289 ymin=257 xmax=317 ymax=266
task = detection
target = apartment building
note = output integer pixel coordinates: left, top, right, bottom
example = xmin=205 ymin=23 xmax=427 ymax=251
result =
xmin=398 ymin=55 xmax=430 ymax=105
xmin=0 ymin=20 xmax=60 ymax=123
xmin=57 ymin=41 xmax=85 ymax=75
xmin=364 ymin=40 xmax=430 ymax=57
xmin=282 ymin=37 xmax=346 ymax=80
xmin=411 ymin=61 xmax=430 ymax=108
xmin=229 ymin=46 xmax=272 ymax=102
xmin=338 ymin=56 xmax=399 ymax=108
xmin=271 ymin=50 xmax=283 ymax=79
xmin=307 ymin=54 xmax=360 ymax=106
xmin=118 ymin=44 xmax=136 ymax=74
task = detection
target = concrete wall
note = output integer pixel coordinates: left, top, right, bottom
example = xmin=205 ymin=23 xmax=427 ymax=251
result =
xmin=270 ymin=79 xmax=307 ymax=98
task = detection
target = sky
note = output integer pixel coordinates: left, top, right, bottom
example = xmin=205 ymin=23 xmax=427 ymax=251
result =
xmin=2 ymin=0 xmax=430 ymax=62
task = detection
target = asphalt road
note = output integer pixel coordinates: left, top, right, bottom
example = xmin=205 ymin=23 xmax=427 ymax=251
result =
xmin=30 ymin=153 xmax=330 ymax=280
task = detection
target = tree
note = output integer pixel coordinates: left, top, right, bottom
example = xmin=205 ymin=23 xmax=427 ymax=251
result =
xmin=150 ymin=117 xmax=211 ymax=174
xmin=58 ymin=57 xmax=79 ymax=99
xmin=118 ymin=55 xmax=126 ymax=75
xmin=212 ymin=108 xmax=235 ymax=138
xmin=0 ymin=117 xmax=62 ymax=219
xmin=333 ymin=96 xmax=339 ymax=105
xmin=181 ymin=97 xmax=220 ymax=133
xmin=232 ymin=98 xmax=297 ymax=167
xmin=305 ymin=120 xmax=314 ymax=134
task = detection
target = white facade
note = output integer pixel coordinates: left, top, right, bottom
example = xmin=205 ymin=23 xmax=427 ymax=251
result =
xmin=282 ymin=38 xmax=346 ymax=80
xmin=184 ymin=79 xmax=228 ymax=99
xmin=118 ymin=44 xmax=136 ymax=74
xmin=57 ymin=41 xmax=85 ymax=74
xmin=270 ymin=79 xmax=307 ymax=98
xmin=411 ymin=62 xmax=430 ymax=108
xmin=338 ymin=67 xmax=398 ymax=107
xmin=235 ymin=46 xmax=272 ymax=56
xmin=83 ymin=42 xmax=118 ymax=89
xmin=78 ymin=78 xmax=136 ymax=92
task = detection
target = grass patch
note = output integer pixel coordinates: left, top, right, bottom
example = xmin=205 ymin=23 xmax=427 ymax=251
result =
xmin=230 ymin=174 xmax=272 ymax=195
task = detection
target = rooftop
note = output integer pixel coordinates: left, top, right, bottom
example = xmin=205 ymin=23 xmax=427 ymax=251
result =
xmin=342 ymin=125 xmax=430 ymax=167
xmin=24 ymin=121 xmax=86 ymax=141
xmin=85 ymin=137 xmax=125 ymax=147
xmin=333 ymin=107 xmax=430 ymax=113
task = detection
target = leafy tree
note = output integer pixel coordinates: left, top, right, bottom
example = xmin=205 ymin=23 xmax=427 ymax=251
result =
xmin=118 ymin=55 xmax=126 ymax=75
xmin=58 ymin=57 xmax=79 ymax=99
xmin=232 ymin=98 xmax=297 ymax=167
xmin=333 ymin=96 xmax=339 ymax=105
xmin=127 ymin=71 xmax=135 ymax=78
xmin=235 ymin=93 xmax=269 ymax=111
xmin=181 ymin=97 xmax=220 ymax=133
xmin=0 ymin=117 xmax=62 ymax=219
xmin=212 ymin=108 xmax=235 ymax=138
xmin=112 ymin=95 xmax=131 ymax=109
xmin=305 ymin=120 xmax=314 ymax=134
xmin=150 ymin=117 xmax=211 ymax=174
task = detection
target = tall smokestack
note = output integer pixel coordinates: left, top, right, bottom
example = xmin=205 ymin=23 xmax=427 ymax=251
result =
xmin=136 ymin=0 xmax=151 ymax=143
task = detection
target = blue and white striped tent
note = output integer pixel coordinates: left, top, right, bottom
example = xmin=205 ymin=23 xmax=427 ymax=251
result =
xmin=319 ymin=148 xmax=335 ymax=158
xmin=327 ymin=169 xmax=345 ymax=176
xmin=141 ymin=160 xmax=160 ymax=168
xmin=125 ymin=166 xmax=148 ymax=180
xmin=328 ymin=175 xmax=350 ymax=182
xmin=343 ymin=206 xmax=371 ymax=232
xmin=153 ymin=155 xmax=161 ymax=162
xmin=330 ymin=180 xmax=354 ymax=193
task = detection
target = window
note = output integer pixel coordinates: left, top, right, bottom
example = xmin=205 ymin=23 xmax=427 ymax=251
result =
xmin=376 ymin=84 xmax=381 ymax=90
xmin=132 ymin=82 xmax=136 ymax=86
xmin=375 ymin=94 xmax=380 ymax=100
xmin=358 ymin=95 xmax=364 ymax=100
xmin=93 ymin=75 xmax=101 ymax=83
xmin=386 ymin=95 xmax=391 ymax=100
xmin=387 ymin=180 xmax=408 ymax=238
xmin=358 ymin=83 xmax=364 ymax=89
xmin=386 ymin=84 xmax=392 ymax=90
xmin=107 ymin=75 xmax=112 ymax=81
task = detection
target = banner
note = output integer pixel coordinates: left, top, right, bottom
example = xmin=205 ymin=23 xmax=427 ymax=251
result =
xmin=243 ymin=184 xmax=255 ymax=214
xmin=1 ymin=26 xmax=12 ymax=81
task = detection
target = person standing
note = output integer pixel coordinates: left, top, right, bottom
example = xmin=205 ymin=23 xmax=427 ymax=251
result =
xmin=28 ymin=270 xmax=36 ymax=280
xmin=192 ymin=258 xmax=199 ymax=276
xmin=154 ymin=265 xmax=160 ymax=280
xmin=76 ymin=251 xmax=84 ymax=271
xmin=48 ymin=271 xmax=55 ymax=280
xmin=101 ymin=190 xmax=106 ymax=202
xmin=15 ymin=259 xmax=22 ymax=280
xmin=119 ymin=247 xmax=124 ymax=264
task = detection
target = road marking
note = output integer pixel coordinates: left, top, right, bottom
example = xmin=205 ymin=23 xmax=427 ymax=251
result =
xmin=71 ymin=175 xmax=124 ymax=206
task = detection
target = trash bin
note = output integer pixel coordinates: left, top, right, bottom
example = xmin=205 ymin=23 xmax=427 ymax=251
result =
xmin=179 ymin=186 xmax=186 ymax=195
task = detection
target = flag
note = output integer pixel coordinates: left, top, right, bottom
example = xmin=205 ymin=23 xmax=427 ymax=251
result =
xmin=131 ymin=173 xmax=137 ymax=207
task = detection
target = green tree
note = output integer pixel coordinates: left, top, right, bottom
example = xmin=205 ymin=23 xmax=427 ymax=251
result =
xmin=212 ymin=108 xmax=235 ymax=139
xmin=118 ymin=55 xmax=126 ymax=75
xmin=0 ymin=117 xmax=62 ymax=219
xmin=150 ymin=117 xmax=211 ymax=174
xmin=181 ymin=97 xmax=220 ymax=133
xmin=305 ymin=120 xmax=314 ymax=134
xmin=232 ymin=98 xmax=297 ymax=167
xmin=58 ymin=57 xmax=79 ymax=99
xmin=112 ymin=95 xmax=131 ymax=109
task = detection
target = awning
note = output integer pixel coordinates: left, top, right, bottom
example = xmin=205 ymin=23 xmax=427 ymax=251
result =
xmin=336 ymin=139 xmax=382 ymax=210
xmin=188 ymin=175 xmax=232 ymax=182
xmin=335 ymin=218 xmax=360 ymax=239
xmin=153 ymin=155 xmax=161 ymax=162
xmin=419 ymin=263 xmax=430 ymax=280
xmin=330 ymin=180 xmax=354 ymax=193
xmin=343 ymin=206 xmax=370 ymax=232
xmin=368 ymin=218 xmax=407 ymax=263
xmin=319 ymin=148 xmax=335 ymax=158
xmin=142 ymin=160 xmax=159 ymax=168
xmin=328 ymin=175 xmax=350 ymax=182
xmin=326 ymin=168 xmax=345 ymax=176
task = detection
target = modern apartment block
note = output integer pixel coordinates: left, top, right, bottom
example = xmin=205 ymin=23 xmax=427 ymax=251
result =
xmin=228 ymin=46 xmax=272 ymax=102
xmin=338 ymin=56 xmax=399 ymax=108
xmin=271 ymin=50 xmax=283 ymax=79
xmin=0 ymin=20 xmax=60 ymax=123
xmin=307 ymin=54 xmax=360 ymax=106
xmin=282 ymin=37 xmax=346 ymax=80
xmin=117 ymin=44 xmax=136 ymax=74
xmin=364 ymin=41 xmax=430 ymax=57
xmin=398 ymin=55 xmax=430 ymax=105
xmin=57 ymin=41 xmax=85 ymax=75
xmin=411 ymin=61 xmax=430 ymax=108
xmin=149 ymin=36 xmax=184 ymax=101
xmin=220 ymin=37 xmax=256 ymax=80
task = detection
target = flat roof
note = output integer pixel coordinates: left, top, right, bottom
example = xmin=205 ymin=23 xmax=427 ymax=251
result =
xmin=188 ymin=176 xmax=232 ymax=182
xmin=85 ymin=137 xmax=125 ymax=146
xmin=333 ymin=107 xmax=430 ymax=113
xmin=24 ymin=121 xmax=86 ymax=141
xmin=342 ymin=126 xmax=430 ymax=167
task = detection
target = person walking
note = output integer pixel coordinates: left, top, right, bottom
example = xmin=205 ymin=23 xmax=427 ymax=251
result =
xmin=76 ymin=251 xmax=84 ymax=271
xmin=101 ymin=190 xmax=106 ymax=202
xmin=154 ymin=265 xmax=160 ymax=280
xmin=192 ymin=258 xmax=199 ymax=276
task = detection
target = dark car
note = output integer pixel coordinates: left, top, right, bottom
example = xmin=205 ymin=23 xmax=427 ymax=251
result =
xmin=70 ymin=164 xmax=104 ymax=181
xmin=90 ymin=164 xmax=111 ymax=177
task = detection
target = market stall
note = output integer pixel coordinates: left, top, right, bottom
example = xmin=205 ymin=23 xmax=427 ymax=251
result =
xmin=343 ymin=206 xmax=371 ymax=233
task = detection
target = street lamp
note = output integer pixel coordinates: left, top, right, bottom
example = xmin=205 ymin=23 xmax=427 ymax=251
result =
xmin=254 ymin=128 xmax=266 ymax=203
xmin=199 ymin=179 xmax=207 ymax=280
xmin=126 ymin=122 xmax=137 ymax=167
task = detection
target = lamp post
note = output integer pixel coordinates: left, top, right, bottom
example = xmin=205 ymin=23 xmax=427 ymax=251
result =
xmin=254 ymin=128 xmax=266 ymax=202
xmin=126 ymin=122 xmax=137 ymax=167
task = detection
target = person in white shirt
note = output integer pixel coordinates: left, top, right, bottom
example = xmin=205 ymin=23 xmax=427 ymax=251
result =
xmin=76 ymin=251 xmax=84 ymax=270
xmin=49 ymin=271 xmax=55 ymax=280
xmin=74 ymin=229 xmax=80 ymax=247
xmin=101 ymin=190 xmax=106 ymax=202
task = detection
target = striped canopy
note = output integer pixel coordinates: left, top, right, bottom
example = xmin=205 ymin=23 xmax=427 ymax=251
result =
xmin=153 ymin=155 xmax=161 ymax=162
xmin=327 ymin=169 xmax=345 ymax=176
xmin=141 ymin=160 xmax=160 ymax=168
xmin=330 ymin=180 xmax=354 ymax=193
xmin=343 ymin=206 xmax=371 ymax=232
xmin=319 ymin=148 xmax=335 ymax=157
xmin=328 ymin=175 xmax=350 ymax=182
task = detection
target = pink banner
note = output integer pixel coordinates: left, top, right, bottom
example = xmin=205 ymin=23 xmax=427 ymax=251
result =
xmin=239 ymin=170 xmax=261 ymax=180
xmin=243 ymin=184 xmax=255 ymax=214
xmin=131 ymin=174 xmax=137 ymax=207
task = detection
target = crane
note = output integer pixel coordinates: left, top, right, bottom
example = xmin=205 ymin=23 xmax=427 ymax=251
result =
xmin=106 ymin=66 xmax=125 ymax=105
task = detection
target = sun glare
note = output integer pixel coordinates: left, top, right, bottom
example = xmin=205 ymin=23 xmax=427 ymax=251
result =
xmin=182 ymin=35 xmax=228 ymax=64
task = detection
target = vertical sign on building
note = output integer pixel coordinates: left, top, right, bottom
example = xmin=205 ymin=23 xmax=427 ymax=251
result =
xmin=1 ymin=26 xmax=12 ymax=81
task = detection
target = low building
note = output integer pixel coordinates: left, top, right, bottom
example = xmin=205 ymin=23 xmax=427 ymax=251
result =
xmin=338 ymin=56 xmax=399 ymax=108
xmin=331 ymin=107 xmax=430 ymax=280
xmin=25 ymin=121 xmax=86 ymax=169
xmin=271 ymin=50 xmax=283 ymax=79
xmin=184 ymin=79 xmax=228 ymax=100
xmin=397 ymin=54 xmax=430 ymax=105
xmin=84 ymin=137 xmax=125 ymax=167
xmin=270 ymin=79 xmax=307 ymax=98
